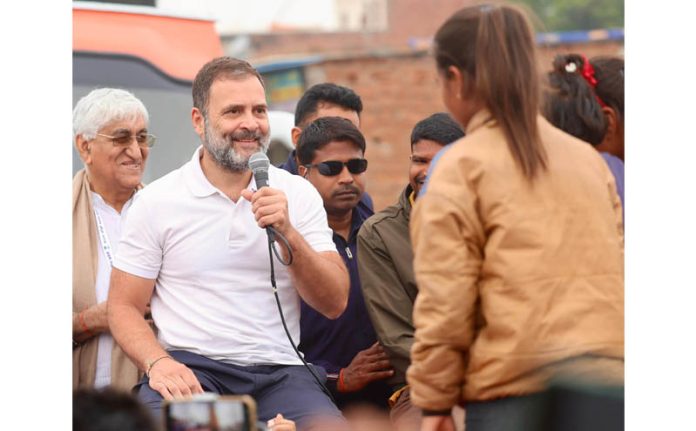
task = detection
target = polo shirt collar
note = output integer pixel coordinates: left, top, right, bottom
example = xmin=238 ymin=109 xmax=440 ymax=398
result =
xmin=184 ymin=146 xmax=219 ymax=197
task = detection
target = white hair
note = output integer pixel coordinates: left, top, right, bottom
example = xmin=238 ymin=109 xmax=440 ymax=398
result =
xmin=72 ymin=88 xmax=149 ymax=140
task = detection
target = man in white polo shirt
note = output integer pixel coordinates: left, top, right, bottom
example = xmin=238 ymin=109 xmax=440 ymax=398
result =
xmin=108 ymin=57 xmax=350 ymax=430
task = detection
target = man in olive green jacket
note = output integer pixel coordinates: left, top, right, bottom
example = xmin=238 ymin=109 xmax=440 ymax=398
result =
xmin=357 ymin=113 xmax=464 ymax=430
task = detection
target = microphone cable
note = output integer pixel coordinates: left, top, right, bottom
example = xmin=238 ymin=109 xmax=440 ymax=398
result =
xmin=265 ymin=226 xmax=337 ymax=405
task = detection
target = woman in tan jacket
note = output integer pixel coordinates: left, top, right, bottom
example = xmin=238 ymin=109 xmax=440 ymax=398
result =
xmin=407 ymin=4 xmax=624 ymax=431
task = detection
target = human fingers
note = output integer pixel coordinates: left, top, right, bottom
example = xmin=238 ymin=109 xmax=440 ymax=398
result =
xmin=251 ymin=202 xmax=288 ymax=227
xmin=252 ymin=202 xmax=286 ymax=222
xmin=149 ymin=360 xmax=200 ymax=399
xmin=149 ymin=380 xmax=174 ymax=401
xmin=268 ymin=414 xmax=294 ymax=431
xmin=359 ymin=348 xmax=388 ymax=363
xmin=367 ymin=369 xmax=394 ymax=382
xmin=181 ymin=369 xmax=205 ymax=394
xmin=248 ymin=187 xmax=285 ymax=208
xmin=163 ymin=376 xmax=186 ymax=399
xmin=364 ymin=342 xmax=384 ymax=355
xmin=241 ymin=189 xmax=255 ymax=202
xmin=366 ymin=358 xmax=393 ymax=371
xmin=257 ymin=212 xmax=290 ymax=234
xmin=172 ymin=375 xmax=192 ymax=397
xmin=371 ymin=350 xmax=391 ymax=362
xmin=250 ymin=192 xmax=287 ymax=211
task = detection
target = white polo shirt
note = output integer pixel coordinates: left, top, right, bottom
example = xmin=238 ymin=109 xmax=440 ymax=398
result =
xmin=114 ymin=147 xmax=336 ymax=366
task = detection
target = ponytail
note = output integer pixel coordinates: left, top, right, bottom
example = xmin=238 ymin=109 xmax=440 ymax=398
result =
xmin=543 ymin=54 xmax=608 ymax=146
xmin=434 ymin=4 xmax=547 ymax=180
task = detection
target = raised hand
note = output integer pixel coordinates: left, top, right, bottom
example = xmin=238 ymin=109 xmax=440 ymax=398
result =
xmin=241 ymin=187 xmax=291 ymax=236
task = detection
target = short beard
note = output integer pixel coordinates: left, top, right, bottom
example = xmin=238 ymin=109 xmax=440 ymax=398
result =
xmin=202 ymin=117 xmax=270 ymax=172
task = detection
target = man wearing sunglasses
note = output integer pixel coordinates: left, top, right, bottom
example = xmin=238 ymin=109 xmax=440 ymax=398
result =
xmin=296 ymin=116 xmax=394 ymax=412
xmin=356 ymin=113 xmax=465 ymax=430
xmin=279 ymin=83 xmax=374 ymax=212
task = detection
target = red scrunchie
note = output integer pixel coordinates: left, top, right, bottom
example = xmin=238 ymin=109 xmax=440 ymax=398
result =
xmin=580 ymin=55 xmax=606 ymax=107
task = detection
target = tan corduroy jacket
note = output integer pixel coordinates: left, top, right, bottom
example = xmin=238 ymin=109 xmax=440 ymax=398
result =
xmin=72 ymin=169 xmax=141 ymax=391
xmin=407 ymin=111 xmax=624 ymax=412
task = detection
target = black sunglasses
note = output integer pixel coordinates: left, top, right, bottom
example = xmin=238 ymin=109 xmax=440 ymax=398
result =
xmin=304 ymin=158 xmax=368 ymax=176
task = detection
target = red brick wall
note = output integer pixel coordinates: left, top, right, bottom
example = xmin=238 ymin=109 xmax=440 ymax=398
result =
xmin=311 ymin=41 xmax=624 ymax=211
xmin=319 ymin=52 xmax=444 ymax=210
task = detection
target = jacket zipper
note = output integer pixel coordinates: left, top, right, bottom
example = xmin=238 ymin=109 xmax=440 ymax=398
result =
xmin=345 ymin=247 xmax=353 ymax=259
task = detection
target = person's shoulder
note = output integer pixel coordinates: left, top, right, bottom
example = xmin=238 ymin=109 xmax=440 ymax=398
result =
xmin=135 ymin=165 xmax=186 ymax=202
xmin=600 ymin=152 xmax=624 ymax=171
xmin=541 ymin=118 xmax=607 ymax=165
xmin=359 ymin=200 xmax=404 ymax=240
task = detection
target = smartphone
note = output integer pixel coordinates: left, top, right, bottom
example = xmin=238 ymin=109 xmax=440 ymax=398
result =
xmin=163 ymin=393 xmax=257 ymax=431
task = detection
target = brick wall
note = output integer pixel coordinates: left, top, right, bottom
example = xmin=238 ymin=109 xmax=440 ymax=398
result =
xmin=308 ymin=41 xmax=624 ymax=211
xmin=237 ymin=0 xmax=624 ymax=211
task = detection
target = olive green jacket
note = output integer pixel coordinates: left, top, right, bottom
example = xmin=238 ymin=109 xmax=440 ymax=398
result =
xmin=357 ymin=185 xmax=417 ymax=393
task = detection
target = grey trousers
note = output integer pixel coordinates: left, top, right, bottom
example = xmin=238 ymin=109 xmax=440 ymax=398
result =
xmin=465 ymin=394 xmax=547 ymax=431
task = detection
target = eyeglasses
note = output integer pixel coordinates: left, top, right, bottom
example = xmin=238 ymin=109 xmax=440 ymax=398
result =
xmin=96 ymin=132 xmax=156 ymax=148
xmin=303 ymin=158 xmax=368 ymax=176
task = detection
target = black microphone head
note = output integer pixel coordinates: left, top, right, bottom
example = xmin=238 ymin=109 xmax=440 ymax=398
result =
xmin=248 ymin=152 xmax=270 ymax=188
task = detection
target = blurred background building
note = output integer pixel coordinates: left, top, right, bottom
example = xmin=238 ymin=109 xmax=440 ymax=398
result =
xmin=74 ymin=0 xmax=623 ymax=210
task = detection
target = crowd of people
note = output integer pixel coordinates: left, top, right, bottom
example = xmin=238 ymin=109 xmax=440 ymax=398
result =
xmin=72 ymin=3 xmax=624 ymax=431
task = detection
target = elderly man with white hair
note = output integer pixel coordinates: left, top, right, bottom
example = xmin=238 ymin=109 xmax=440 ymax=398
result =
xmin=72 ymin=88 xmax=155 ymax=391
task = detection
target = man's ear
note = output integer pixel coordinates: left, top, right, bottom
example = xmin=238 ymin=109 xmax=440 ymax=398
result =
xmin=298 ymin=164 xmax=308 ymax=178
xmin=192 ymin=107 xmax=205 ymax=138
xmin=291 ymin=126 xmax=302 ymax=148
xmin=75 ymin=135 xmax=92 ymax=165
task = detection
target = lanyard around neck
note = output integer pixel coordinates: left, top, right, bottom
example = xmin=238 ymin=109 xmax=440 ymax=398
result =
xmin=93 ymin=208 xmax=114 ymax=267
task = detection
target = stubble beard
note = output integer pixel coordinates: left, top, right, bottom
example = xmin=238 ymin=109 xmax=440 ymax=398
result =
xmin=202 ymin=117 xmax=270 ymax=172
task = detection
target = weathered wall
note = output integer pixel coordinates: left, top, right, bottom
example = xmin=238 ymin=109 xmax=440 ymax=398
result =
xmin=309 ymin=41 xmax=623 ymax=211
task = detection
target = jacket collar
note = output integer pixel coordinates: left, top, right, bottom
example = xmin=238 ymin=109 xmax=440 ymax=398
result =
xmin=279 ymin=149 xmax=299 ymax=175
xmin=399 ymin=184 xmax=414 ymax=221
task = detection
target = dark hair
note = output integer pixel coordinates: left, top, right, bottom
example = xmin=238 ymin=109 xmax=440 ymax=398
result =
xmin=297 ymin=116 xmax=366 ymax=165
xmin=411 ymin=112 xmax=465 ymax=147
xmin=543 ymin=54 xmax=607 ymax=146
xmin=434 ymin=4 xmax=547 ymax=179
xmin=591 ymin=56 xmax=624 ymax=122
xmin=192 ymin=56 xmax=265 ymax=116
xmin=73 ymin=388 xmax=157 ymax=431
xmin=294 ymin=83 xmax=363 ymax=127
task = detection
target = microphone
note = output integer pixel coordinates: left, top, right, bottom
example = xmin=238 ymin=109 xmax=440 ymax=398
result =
xmin=248 ymin=152 xmax=274 ymax=241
